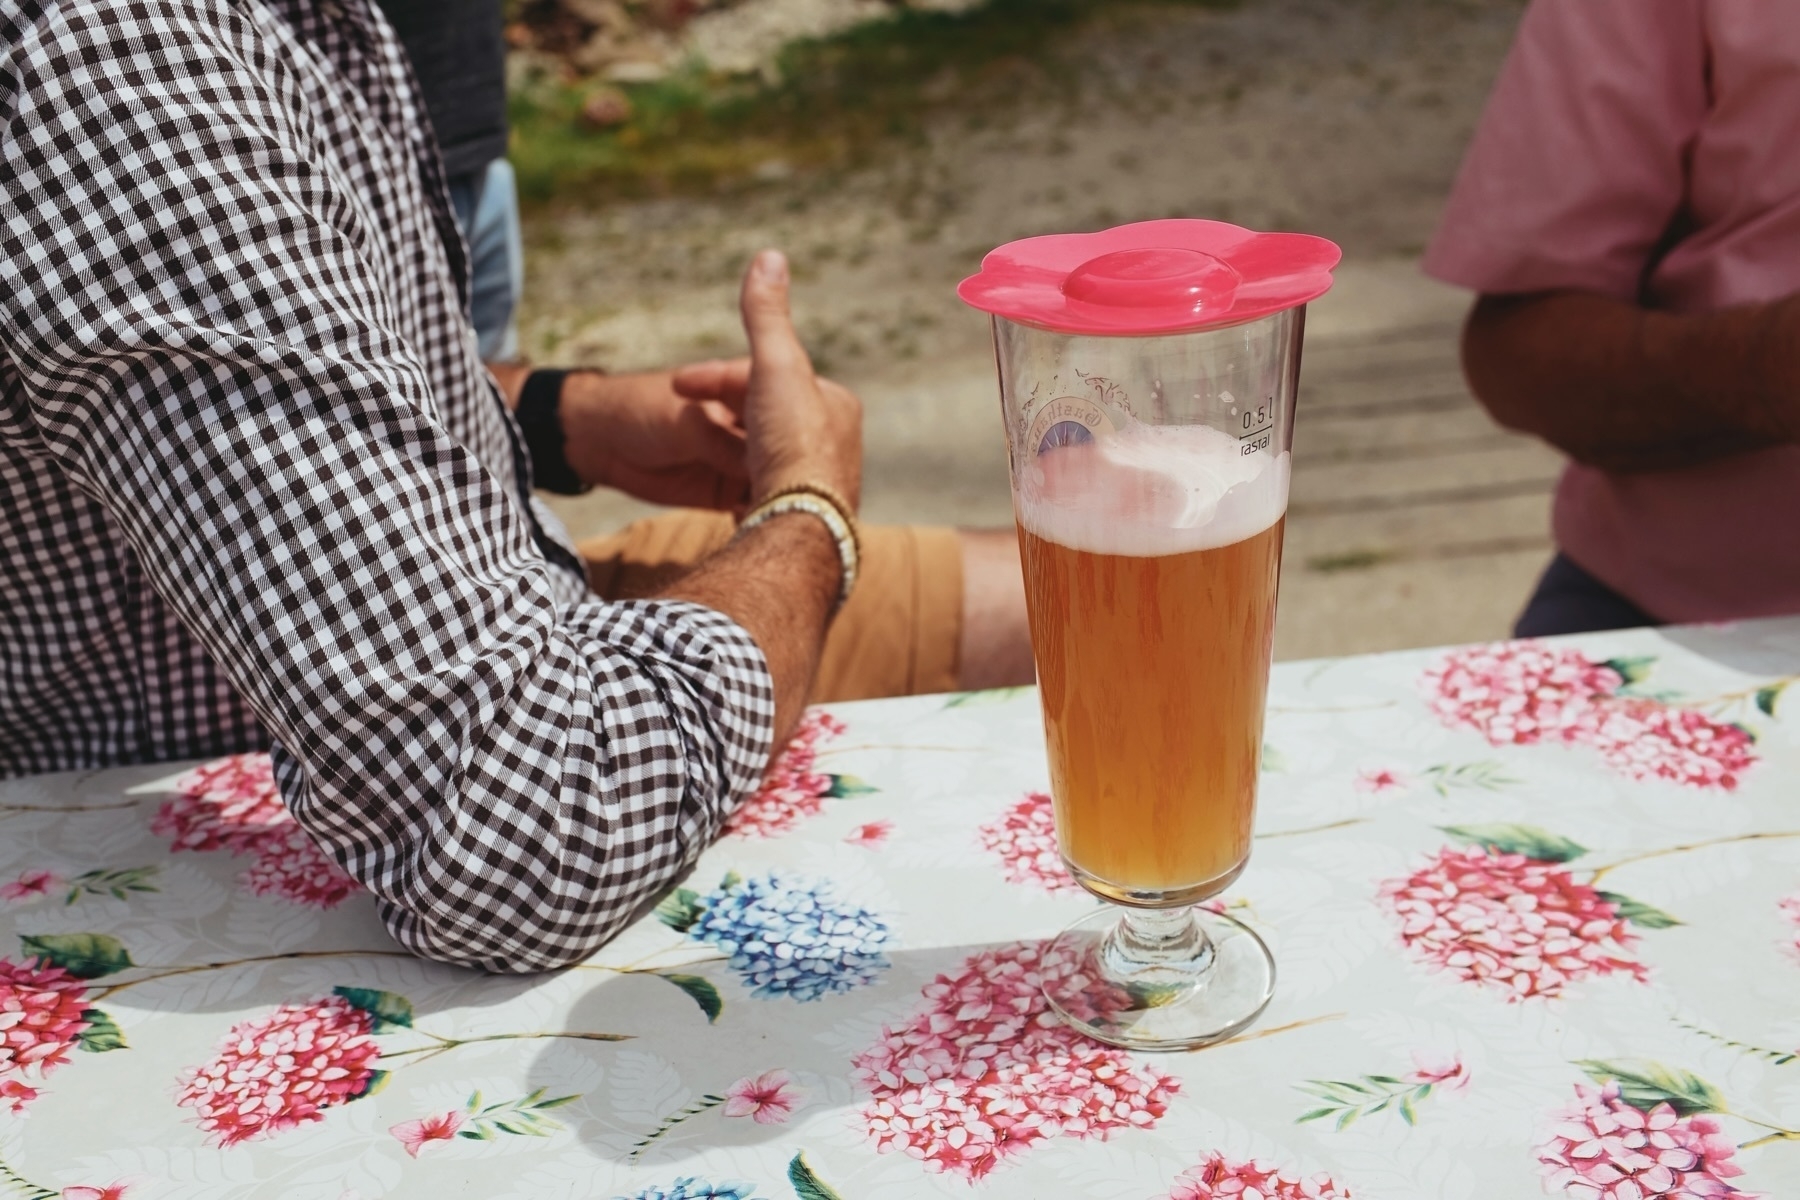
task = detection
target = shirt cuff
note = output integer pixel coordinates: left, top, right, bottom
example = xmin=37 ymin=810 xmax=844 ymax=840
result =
xmin=589 ymin=598 xmax=776 ymax=825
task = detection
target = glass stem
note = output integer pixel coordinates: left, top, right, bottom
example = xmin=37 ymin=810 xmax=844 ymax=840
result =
xmin=1109 ymin=905 xmax=1212 ymax=973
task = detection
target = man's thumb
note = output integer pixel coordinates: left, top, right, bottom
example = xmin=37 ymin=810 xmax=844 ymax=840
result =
xmin=739 ymin=249 xmax=808 ymax=371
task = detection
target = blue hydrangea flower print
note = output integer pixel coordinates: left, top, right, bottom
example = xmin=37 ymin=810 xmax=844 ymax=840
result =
xmin=689 ymin=870 xmax=894 ymax=1001
xmin=621 ymin=1178 xmax=761 ymax=1200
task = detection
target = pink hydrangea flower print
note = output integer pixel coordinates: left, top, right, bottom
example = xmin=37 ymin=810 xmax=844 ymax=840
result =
xmin=1379 ymin=845 xmax=1646 ymax=1001
xmin=238 ymin=827 xmax=360 ymax=909
xmin=175 ymin=994 xmax=381 ymax=1146
xmin=1421 ymin=643 xmax=1760 ymax=789
xmin=721 ymin=1069 xmax=799 ymax=1125
xmin=0 ymin=870 xmax=59 ymax=902
xmin=977 ymin=792 xmax=1078 ymax=894
xmin=0 ymin=1079 xmax=39 ymax=1112
xmin=1167 ymin=1153 xmax=1354 ymax=1199
xmin=154 ymin=753 xmax=360 ymax=908
xmin=1406 ymin=1052 xmax=1470 ymax=1092
xmin=155 ymin=754 xmax=288 ymax=853
xmin=845 ymin=820 xmax=894 ymax=848
xmin=1588 ymin=701 xmax=1757 ymax=791
xmin=1423 ymin=642 xmax=1622 ymax=747
xmin=1354 ymin=769 xmax=1405 ymax=794
xmin=1537 ymin=1083 xmax=1755 ymax=1200
xmin=724 ymin=710 xmax=848 ymax=838
xmin=854 ymin=941 xmax=1178 ymax=1180
xmin=0 ymin=959 xmax=93 ymax=1094
xmin=390 ymin=1110 xmax=465 ymax=1157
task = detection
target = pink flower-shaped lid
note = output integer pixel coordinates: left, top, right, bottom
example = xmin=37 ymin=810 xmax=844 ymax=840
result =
xmin=957 ymin=219 xmax=1341 ymax=336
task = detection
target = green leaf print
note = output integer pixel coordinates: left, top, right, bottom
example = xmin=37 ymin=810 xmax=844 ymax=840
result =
xmin=75 ymin=1008 xmax=127 ymax=1052
xmin=789 ymin=1151 xmax=848 ymax=1200
xmin=1603 ymin=656 xmax=1658 ymax=688
xmin=1124 ymin=980 xmax=1190 ymax=1009
xmin=1597 ymin=891 xmax=1683 ymax=929
xmin=0 ymin=1153 xmax=59 ymax=1200
xmin=631 ymin=1093 xmax=728 ymax=1159
xmin=63 ymin=865 xmax=160 ymax=904
xmin=1674 ymin=1017 xmax=1799 ymax=1067
xmin=944 ymin=687 xmax=1031 ymax=708
xmin=1420 ymin=761 xmax=1518 ymax=796
xmin=1261 ymin=744 xmax=1288 ymax=774
xmin=1575 ymin=1059 xmax=1726 ymax=1116
xmin=459 ymin=1088 xmax=579 ymax=1140
xmin=19 ymin=932 xmax=134 ymax=979
xmin=332 ymin=986 xmax=414 ymax=1032
xmin=1755 ymin=682 xmax=1787 ymax=716
xmin=352 ymin=1069 xmax=391 ymax=1101
xmin=660 ymin=973 xmax=724 ymax=1023
xmin=654 ymin=887 xmax=705 ymax=933
xmin=824 ymin=774 xmax=879 ymax=799
xmin=1293 ymin=1073 xmax=1440 ymax=1130
xmin=1440 ymin=823 xmax=1588 ymax=863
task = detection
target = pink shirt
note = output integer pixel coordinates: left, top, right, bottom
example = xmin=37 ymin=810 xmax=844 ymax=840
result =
xmin=1424 ymin=0 xmax=1800 ymax=623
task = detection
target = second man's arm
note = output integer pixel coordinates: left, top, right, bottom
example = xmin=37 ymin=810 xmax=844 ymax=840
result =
xmin=1462 ymin=290 xmax=1800 ymax=473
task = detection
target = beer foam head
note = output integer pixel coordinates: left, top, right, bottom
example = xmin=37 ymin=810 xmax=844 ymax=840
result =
xmin=1016 ymin=423 xmax=1288 ymax=556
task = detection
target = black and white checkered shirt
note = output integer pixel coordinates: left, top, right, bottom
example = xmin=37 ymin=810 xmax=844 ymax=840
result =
xmin=0 ymin=0 xmax=775 ymax=971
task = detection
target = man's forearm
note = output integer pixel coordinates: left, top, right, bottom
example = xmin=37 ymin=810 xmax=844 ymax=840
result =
xmin=1462 ymin=291 xmax=1800 ymax=472
xmin=660 ymin=513 xmax=841 ymax=744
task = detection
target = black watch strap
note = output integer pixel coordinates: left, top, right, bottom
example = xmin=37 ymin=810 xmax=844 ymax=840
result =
xmin=515 ymin=368 xmax=588 ymax=495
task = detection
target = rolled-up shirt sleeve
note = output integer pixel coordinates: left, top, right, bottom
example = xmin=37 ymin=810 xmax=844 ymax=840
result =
xmin=0 ymin=3 xmax=773 ymax=971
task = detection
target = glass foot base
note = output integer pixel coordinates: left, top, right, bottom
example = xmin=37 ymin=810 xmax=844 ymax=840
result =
xmin=1042 ymin=905 xmax=1276 ymax=1051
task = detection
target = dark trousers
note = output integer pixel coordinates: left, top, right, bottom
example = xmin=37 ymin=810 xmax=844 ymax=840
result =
xmin=1514 ymin=553 xmax=1659 ymax=638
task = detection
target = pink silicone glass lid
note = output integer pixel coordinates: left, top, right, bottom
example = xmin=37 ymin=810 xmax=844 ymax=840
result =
xmin=957 ymin=218 xmax=1341 ymax=336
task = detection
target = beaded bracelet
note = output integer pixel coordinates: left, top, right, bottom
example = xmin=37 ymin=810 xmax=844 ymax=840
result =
xmin=737 ymin=484 xmax=861 ymax=608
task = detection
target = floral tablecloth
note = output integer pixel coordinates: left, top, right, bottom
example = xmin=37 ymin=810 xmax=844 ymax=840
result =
xmin=2 ymin=620 xmax=1799 ymax=1200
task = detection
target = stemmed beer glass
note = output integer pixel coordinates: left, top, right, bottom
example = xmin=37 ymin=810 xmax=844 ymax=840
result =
xmin=959 ymin=221 xmax=1339 ymax=1050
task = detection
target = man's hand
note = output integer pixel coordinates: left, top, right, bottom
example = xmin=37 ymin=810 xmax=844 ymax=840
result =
xmin=491 ymin=246 xmax=860 ymax=510
xmin=659 ymin=249 xmax=865 ymax=744
xmin=730 ymin=249 xmax=863 ymax=509
xmin=559 ymin=370 xmax=751 ymax=509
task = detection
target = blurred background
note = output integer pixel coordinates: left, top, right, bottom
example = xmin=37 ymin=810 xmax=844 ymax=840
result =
xmin=504 ymin=0 xmax=1546 ymax=661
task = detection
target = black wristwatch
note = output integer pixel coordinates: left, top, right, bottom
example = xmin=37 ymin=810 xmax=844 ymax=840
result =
xmin=514 ymin=368 xmax=590 ymax=495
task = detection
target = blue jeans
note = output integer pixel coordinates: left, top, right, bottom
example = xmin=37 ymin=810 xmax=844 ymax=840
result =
xmin=1514 ymin=553 xmax=1659 ymax=637
xmin=446 ymin=158 xmax=523 ymax=361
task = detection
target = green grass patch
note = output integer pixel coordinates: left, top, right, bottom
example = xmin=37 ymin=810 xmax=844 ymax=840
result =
xmin=508 ymin=0 xmax=1238 ymax=206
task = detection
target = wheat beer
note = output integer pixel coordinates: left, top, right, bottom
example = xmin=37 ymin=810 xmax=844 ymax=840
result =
xmin=1016 ymin=424 xmax=1288 ymax=903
